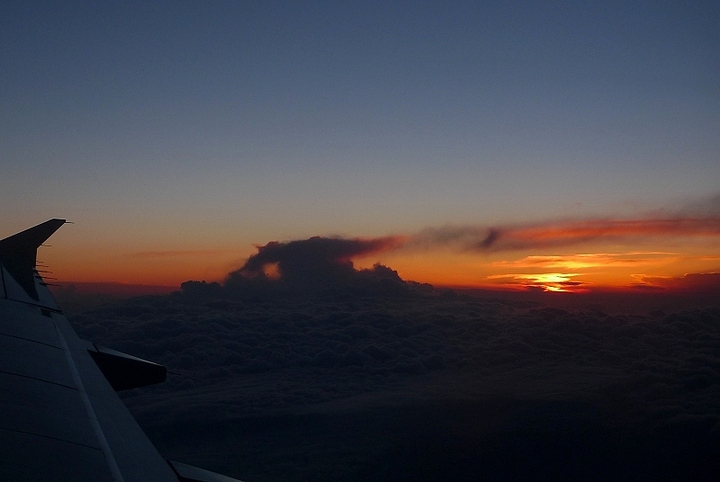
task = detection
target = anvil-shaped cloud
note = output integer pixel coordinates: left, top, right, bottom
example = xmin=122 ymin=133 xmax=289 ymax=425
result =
xmin=224 ymin=236 xmax=410 ymax=295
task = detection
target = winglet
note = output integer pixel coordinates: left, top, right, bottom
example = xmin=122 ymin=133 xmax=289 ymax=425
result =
xmin=0 ymin=219 xmax=67 ymax=302
xmin=0 ymin=219 xmax=67 ymax=266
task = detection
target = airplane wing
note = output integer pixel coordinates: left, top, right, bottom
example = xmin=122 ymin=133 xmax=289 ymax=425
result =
xmin=0 ymin=220 xmax=242 ymax=482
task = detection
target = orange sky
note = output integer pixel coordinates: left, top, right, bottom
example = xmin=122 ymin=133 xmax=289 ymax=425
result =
xmin=4 ymin=2 xmax=720 ymax=303
xmin=370 ymin=247 xmax=719 ymax=293
xmin=37 ymin=213 xmax=720 ymax=295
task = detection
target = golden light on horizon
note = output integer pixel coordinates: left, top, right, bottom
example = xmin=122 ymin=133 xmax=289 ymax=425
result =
xmin=487 ymin=272 xmax=586 ymax=292
xmin=32 ymin=214 xmax=720 ymax=295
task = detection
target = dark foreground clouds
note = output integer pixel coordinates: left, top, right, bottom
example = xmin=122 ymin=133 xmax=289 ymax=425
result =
xmin=69 ymin=285 xmax=720 ymax=481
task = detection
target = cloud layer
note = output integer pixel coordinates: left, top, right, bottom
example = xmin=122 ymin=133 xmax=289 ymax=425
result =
xmin=69 ymin=289 xmax=720 ymax=480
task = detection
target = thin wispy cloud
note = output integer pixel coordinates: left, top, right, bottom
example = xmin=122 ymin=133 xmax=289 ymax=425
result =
xmin=124 ymin=249 xmax=240 ymax=259
xmin=486 ymin=272 xmax=587 ymax=292
xmin=407 ymin=216 xmax=720 ymax=253
xmin=492 ymin=252 xmax=680 ymax=270
xmin=262 ymin=214 xmax=720 ymax=263
xmin=403 ymin=194 xmax=720 ymax=253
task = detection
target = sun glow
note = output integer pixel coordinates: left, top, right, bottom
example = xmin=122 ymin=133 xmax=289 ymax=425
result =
xmin=492 ymin=252 xmax=679 ymax=270
xmin=474 ymin=248 xmax=720 ymax=292
xmin=37 ymin=212 xmax=720 ymax=294
xmin=487 ymin=272 xmax=586 ymax=292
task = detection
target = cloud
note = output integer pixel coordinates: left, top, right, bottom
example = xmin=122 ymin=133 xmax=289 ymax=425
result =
xmin=492 ymin=252 xmax=679 ymax=270
xmin=487 ymin=272 xmax=588 ymax=292
xmin=408 ymin=216 xmax=720 ymax=253
xmin=236 ymin=236 xmax=402 ymax=279
xmin=71 ymin=290 xmax=720 ymax=458
xmin=400 ymin=194 xmax=720 ymax=254
xmin=632 ymin=272 xmax=720 ymax=293
xmin=677 ymin=193 xmax=720 ymax=217
xmin=68 ymin=275 xmax=720 ymax=479
xmin=223 ymin=236 xmax=414 ymax=296
xmin=164 ymin=193 xmax=720 ymax=298
xmin=123 ymin=249 xmax=239 ymax=259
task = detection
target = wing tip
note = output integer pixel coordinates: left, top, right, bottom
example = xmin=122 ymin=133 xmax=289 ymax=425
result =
xmin=0 ymin=219 xmax=68 ymax=255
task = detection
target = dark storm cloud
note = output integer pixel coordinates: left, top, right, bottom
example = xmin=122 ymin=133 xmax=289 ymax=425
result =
xmin=224 ymin=236 xmax=412 ymax=296
xmin=236 ymin=236 xmax=401 ymax=278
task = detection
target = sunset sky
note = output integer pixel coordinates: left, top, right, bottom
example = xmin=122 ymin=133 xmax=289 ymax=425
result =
xmin=2 ymin=1 xmax=719 ymax=292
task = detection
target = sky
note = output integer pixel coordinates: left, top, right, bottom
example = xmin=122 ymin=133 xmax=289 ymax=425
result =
xmin=1 ymin=0 xmax=719 ymax=292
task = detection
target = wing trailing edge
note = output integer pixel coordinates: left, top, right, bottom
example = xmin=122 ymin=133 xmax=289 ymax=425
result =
xmin=84 ymin=341 xmax=168 ymax=391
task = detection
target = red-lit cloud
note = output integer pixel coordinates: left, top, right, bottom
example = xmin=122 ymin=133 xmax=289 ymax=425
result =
xmin=153 ymin=195 xmax=720 ymax=292
xmin=407 ymin=216 xmax=720 ymax=253
xmin=123 ymin=249 xmax=240 ymax=258
xmin=492 ymin=252 xmax=679 ymax=270
xmin=487 ymin=272 xmax=589 ymax=293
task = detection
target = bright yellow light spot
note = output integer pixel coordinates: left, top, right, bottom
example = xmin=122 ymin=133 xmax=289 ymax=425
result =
xmin=488 ymin=272 xmax=585 ymax=292
xmin=516 ymin=273 xmax=577 ymax=284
